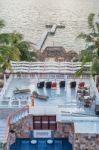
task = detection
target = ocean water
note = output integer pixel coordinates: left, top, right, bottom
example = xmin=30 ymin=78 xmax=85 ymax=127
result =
xmin=0 ymin=0 xmax=99 ymax=51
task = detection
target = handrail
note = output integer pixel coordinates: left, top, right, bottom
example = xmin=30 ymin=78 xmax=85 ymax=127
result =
xmin=10 ymin=61 xmax=91 ymax=74
xmin=6 ymin=105 xmax=29 ymax=127
xmin=0 ymin=75 xmax=13 ymax=100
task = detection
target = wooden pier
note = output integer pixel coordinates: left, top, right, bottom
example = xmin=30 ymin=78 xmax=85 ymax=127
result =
xmin=36 ymin=31 xmax=49 ymax=50
xmin=46 ymin=23 xmax=65 ymax=28
xmin=36 ymin=23 xmax=65 ymax=50
xmin=50 ymin=24 xmax=57 ymax=34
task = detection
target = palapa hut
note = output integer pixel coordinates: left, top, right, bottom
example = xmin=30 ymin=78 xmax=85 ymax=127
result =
xmin=42 ymin=46 xmax=66 ymax=61
xmin=66 ymin=50 xmax=79 ymax=62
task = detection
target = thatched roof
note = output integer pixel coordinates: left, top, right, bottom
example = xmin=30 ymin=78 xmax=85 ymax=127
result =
xmin=42 ymin=46 xmax=66 ymax=58
xmin=37 ymin=46 xmax=79 ymax=62
xmin=65 ymin=50 xmax=79 ymax=61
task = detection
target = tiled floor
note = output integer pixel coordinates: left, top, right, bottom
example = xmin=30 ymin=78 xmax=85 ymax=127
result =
xmin=3 ymin=77 xmax=96 ymax=115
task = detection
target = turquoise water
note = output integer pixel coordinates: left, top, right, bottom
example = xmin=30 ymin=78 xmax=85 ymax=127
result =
xmin=10 ymin=138 xmax=72 ymax=150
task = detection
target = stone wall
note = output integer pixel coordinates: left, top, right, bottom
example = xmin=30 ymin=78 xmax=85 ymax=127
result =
xmin=10 ymin=115 xmax=33 ymax=138
xmin=9 ymin=117 xmax=99 ymax=150
xmin=74 ymin=133 xmax=99 ymax=150
xmin=54 ymin=122 xmax=74 ymax=138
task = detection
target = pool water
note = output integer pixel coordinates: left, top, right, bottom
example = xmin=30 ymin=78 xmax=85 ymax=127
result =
xmin=10 ymin=138 xmax=73 ymax=150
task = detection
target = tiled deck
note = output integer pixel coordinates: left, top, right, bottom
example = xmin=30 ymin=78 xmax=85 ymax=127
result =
xmin=2 ymin=77 xmax=96 ymax=116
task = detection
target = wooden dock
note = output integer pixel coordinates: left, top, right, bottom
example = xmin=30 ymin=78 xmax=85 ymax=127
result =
xmin=36 ymin=31 xmax=49 ymax=50
xmin=46 ymin=23 xmax=65 ymax=28
xmin=50 ymin=24 xmax=57 ymax=34
xmin=35 ymin=23 xmax=65 ymax=50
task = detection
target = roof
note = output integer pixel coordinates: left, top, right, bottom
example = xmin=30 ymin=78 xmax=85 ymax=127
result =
xmin=74 ymin=121 xmax=99 ymax=134
xmin=42 ymin=46 xmax=66 ymax=57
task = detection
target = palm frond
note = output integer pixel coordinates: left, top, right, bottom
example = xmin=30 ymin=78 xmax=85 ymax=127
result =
xmin=0 ymin=19 xmax=5 ymax=29
xmin=95 ymin=22 xmax=99 ymax=34
xmin=91 ymin=57 xmax=99 ymax=74
xmin=77 ymin=33 xmax=94 ymax=42
xmin=75 ymin=68 xmax=83 ymax=77
xmin=9 ymin=46 xmax=20 ymax=61
xmin=88 ymin=13 xmax=95 ymax=31
xmin=0 ymin=33 xmax=11 ymax=45
xmin=77 ymin=33 xmax=88 ymax=39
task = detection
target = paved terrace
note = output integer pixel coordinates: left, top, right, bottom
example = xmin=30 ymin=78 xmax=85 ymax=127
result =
xmin=0 ymin=61 xmax=98 ymax=112
xmin=0 ymin=75 xmax=96 ymax=115
xmin=0 ymin=61 xmax=99 ymax=145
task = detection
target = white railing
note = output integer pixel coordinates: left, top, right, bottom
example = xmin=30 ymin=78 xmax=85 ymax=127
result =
xmin=0 ymin=75 xmax=13 ymax=101
xmin=10 ymin=61 xmax=91 ymax=74
xmin=7 ymin=106 xmax=29 ymax=125
xmin=0 ymin=97 xmax=31 ymax=108
xmin=90 ymin=77 xmax=99 ymax=104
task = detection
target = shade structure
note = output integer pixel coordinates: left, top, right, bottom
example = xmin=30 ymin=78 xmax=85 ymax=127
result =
xmin=70 ymin=81 xmax=76 ymax=88
xmin=46 ymin=82 xmax=51 ymax=88
xmin=59 ymin=81 xmax=65 ymax=87
xmin=37 ymin=82 xmax=45 ymax=88
xmin=51 ymin=82 xmax=57 ymax=89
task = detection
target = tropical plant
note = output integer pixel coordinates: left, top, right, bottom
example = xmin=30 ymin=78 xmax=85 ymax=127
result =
xmin=0 ymin=19 xmax=37 ymax=71
xmin=0 ymin=19 xmax=5 ymax=29
xmin=76 ymin=13 xmax=99 ymax=76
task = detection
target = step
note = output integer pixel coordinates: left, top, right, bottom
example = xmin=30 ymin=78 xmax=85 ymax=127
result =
xmin=11 ymin=111 xmax=28 ymax=124
xmin=0 ymin=127 xmax=9 ymax=143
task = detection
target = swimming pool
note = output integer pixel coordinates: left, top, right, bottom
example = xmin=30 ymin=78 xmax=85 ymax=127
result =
xmin=10 ymin=138 xmax=73 ymax=150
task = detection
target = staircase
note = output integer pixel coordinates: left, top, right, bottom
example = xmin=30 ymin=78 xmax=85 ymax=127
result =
xmin=0 ymin=119 xmax=9 ymax=144
xmin=0 ymin=106 xmax=29 ymax=146
xmin=8 ymin=106 xmax=29 ymax=125
xmin=0 ymin=127 xmax=9 ymax=143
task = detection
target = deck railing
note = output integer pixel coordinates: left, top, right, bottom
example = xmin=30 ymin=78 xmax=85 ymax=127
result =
xmin=0 ymin=75 xmax=13 ymax=101
xmin=10 ymin=61 xmax=91 ymax=74
xmin=6 ymin=105 xmax=29 ymax=126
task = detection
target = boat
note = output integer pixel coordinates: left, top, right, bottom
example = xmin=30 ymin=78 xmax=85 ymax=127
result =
xmin=13 ymin=88 xmax=31 ymax=94
xmin=32 ymin=91 xmax=48 ymax=100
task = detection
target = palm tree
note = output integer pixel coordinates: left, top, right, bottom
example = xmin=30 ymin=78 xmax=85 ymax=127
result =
xmin=0 ymin=19 xmax=5 ymax=29
xmin=0 ymin=19 xmax=37 ymax=71
xmin=76 ymin=13 xmax=99 ymax=76
xmin=0 ymin=45 xmax=20 ymax=71
xmin=0 ymin=32 xmax=37 ymax=61
xmin=0 ymin=32 xmax=21 ymax=71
